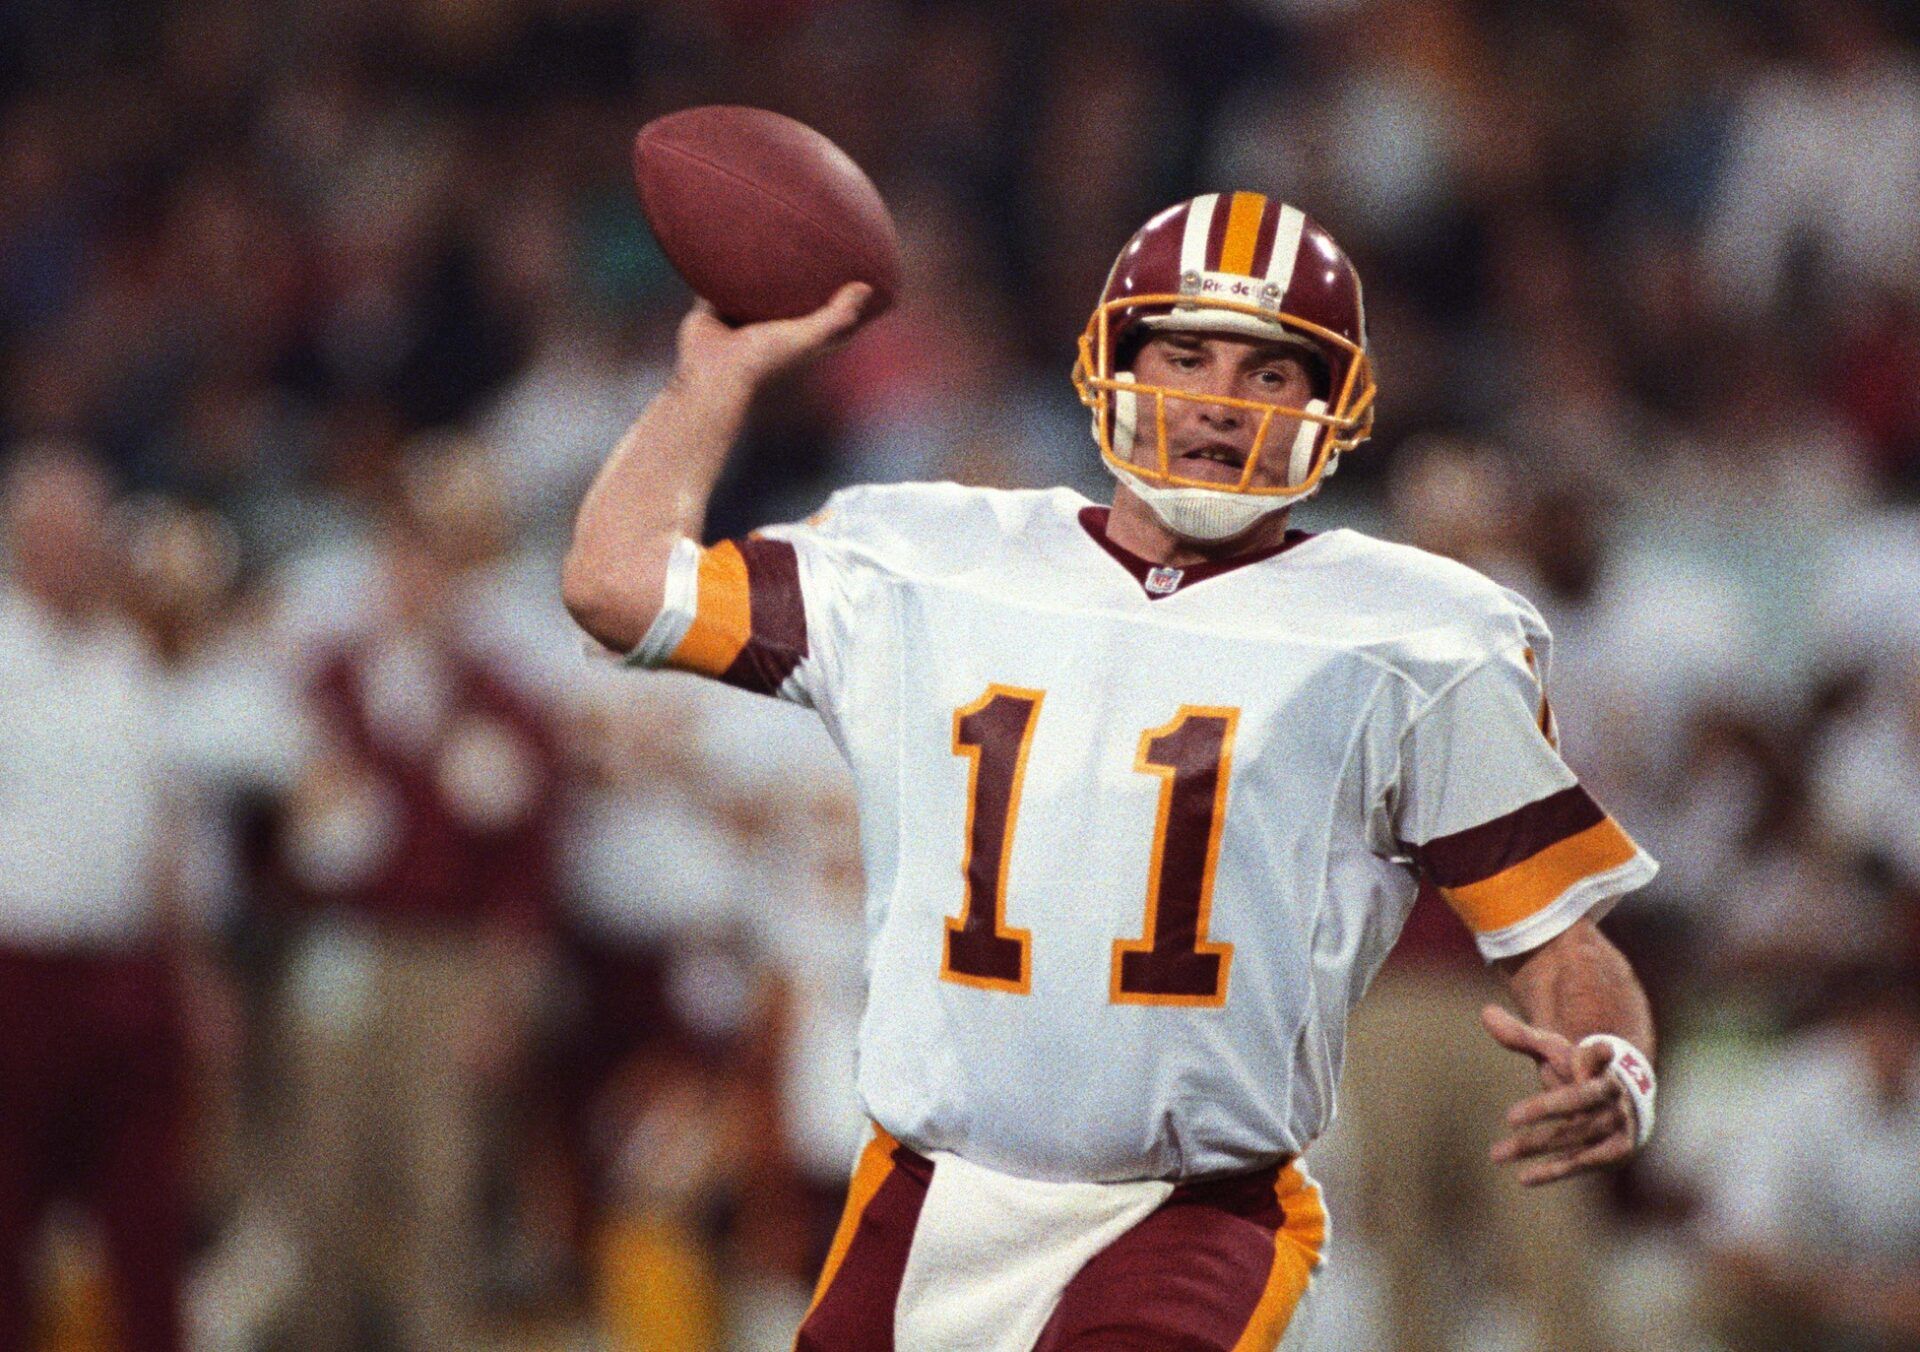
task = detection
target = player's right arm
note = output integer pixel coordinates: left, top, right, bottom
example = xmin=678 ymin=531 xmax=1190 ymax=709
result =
xmin=561 ymin=283 xmax=871 ymax=655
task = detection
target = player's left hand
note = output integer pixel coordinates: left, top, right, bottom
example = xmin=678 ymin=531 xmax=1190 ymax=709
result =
xmin=1480 ymin=1004 xmax=1636 ymax=1186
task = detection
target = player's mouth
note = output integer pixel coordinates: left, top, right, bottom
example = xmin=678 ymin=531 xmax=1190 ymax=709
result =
xmin=1175 ymin=442 xmax=1250 ymax=483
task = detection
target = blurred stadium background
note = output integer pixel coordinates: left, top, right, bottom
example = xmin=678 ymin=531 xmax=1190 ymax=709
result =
xmin=3 ymin=0 xmax=1919 ymax=1348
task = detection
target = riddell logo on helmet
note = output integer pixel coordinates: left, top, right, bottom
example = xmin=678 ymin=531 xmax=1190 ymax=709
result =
xmin=1185 ymin=271 xmax=1284 ymax=305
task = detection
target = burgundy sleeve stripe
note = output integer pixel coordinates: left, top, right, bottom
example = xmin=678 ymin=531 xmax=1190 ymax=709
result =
xmin=718 ymin=536 xmax=808 ymax=696
xmin=1411 ymin=784 xmax=1605 ymax=890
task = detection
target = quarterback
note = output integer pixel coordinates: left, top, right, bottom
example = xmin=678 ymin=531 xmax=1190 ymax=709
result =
xmin=564 ymin=194 xmax=1659 ymax=1351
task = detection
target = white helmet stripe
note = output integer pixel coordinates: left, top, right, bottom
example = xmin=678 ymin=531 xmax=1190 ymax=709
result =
xmin=1180 ymin=195 xmax=1219 ymax=278
xmin=1264 ymin=204 xmax=1306 ymax=291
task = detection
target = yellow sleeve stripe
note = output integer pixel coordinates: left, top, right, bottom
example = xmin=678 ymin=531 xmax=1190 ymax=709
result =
xmin=667 ymin=541 xmax=752 ymax=677
xmin=1441 ymin=817 xmax=1638 ymax=935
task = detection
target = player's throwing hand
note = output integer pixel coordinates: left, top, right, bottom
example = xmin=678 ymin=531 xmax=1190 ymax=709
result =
xmin=1481 ymin=1004 xmax=1642 ymax=1187
xmin=672 ymin=282 xmax=872 ymax=396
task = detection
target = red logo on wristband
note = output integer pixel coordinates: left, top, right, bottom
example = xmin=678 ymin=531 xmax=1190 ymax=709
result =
xmin=1617 ymin=1050 xmax=1652 ymax=1094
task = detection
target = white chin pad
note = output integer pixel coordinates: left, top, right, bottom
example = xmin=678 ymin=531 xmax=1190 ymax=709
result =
xmin=1106 ymin=464 xmax=1294 ymax=542
xmin=1287 ymin=398 xmax=1327 ymax=487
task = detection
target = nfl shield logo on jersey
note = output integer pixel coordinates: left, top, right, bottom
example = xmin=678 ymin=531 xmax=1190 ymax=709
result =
xmin=1145 ymin=565 xmax=1184 ymax=595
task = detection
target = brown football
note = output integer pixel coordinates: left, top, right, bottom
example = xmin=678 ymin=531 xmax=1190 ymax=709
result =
xmin=633 ymin=106 xmax=900 ymax=327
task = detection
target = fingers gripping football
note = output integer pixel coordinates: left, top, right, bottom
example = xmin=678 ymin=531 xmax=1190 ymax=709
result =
xmin=672 ymin=284 xmax=872 ymax=394
xmin=1482 ymin=1005 xmax=1639 ymax=1187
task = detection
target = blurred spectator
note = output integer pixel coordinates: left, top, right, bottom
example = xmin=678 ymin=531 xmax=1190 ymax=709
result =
xmin=1699 ymin=961 xmax=1920 ymax=1351
xmin=822 ymin=188 xmax=1092 ymax=497
xmin=552 ymin=677 xmax=863 ymax=1349
xmin=480 ymin=305 xmax=669 ymax=539
xmin=274 ymin=495 xmax=562 ymax=1350
xmin=1511 ymin=472 xmax=1753 ymax=874
xmin=549 ymin=676 xmax=752 ymax=1345
xmin=122 ymin=495 xmax=314 ymax=956
xmin=1672 ymin=710 xmax=1890 ymax=993
xmin=403 ymin=432 xmax=589 ymax=702
xmin=118 ymin=496 xmax=318 ymax=1342
xmin=1814 ymin=663 xmax=1920 ymax=892
xmin=1703 ymin=0 xmax=1920 ymax=322
xmin=0 ymin=447 xmax=184 ymax=1351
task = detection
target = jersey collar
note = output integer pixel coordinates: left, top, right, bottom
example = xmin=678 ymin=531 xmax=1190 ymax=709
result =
xmin=1077 ymin=506 xmax=1316 ymax=600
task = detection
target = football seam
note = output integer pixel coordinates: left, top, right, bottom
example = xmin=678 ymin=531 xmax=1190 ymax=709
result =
xmin=642 ymin=135 xmax=887 ymax=275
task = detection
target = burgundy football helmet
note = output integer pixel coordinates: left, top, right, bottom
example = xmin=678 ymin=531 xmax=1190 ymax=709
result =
xmin=1072 ymin=193 xmax=1375 ymax=506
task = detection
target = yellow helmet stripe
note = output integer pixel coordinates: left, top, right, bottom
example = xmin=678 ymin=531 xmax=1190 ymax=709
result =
xmin=1218 ymin=191 xmax=1267 ymax=277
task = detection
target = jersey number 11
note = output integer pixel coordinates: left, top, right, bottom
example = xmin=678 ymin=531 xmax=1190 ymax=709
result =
xmin=941 ymin=684 xmax=1236 ymax=1007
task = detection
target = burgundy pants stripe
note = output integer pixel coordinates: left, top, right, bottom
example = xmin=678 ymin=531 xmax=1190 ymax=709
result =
xmin=794 ymin=1138 xmax=930 ymax=1352
xmin=1034 ymin=1163 xmax=1314 ymax=1352
xmin=797 ymin=1139 xmax=1320 ymax=1352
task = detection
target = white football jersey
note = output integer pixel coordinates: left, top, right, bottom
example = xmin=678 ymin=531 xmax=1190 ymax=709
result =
xmin=631 ymin=484 xmax=1656 ymax=1183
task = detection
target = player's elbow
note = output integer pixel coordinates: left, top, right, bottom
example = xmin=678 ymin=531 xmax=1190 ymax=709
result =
xmin=561 ymin=549 xmax=662 ymax=656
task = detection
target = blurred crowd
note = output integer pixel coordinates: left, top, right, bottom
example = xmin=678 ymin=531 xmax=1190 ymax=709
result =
xmin=3 ymin=0 xmax=1919 ymax=1348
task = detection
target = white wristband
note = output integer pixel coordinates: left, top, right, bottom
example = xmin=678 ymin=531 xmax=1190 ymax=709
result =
xmin=1579 ymin=1034 xmax=1656 ymax=1149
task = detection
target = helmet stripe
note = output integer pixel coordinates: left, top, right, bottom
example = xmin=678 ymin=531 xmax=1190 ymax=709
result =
xmin=1248 ymin=205 xmax=1282 ymax=281
xmin=1179 ymin=195 xmax=1219 ymax=278
xmin=1218 ymin=192 xmax=1267 ymax=276
xmin=1264 ymin=204 xmax=1307 ymax=290
xmin=1202 ymin=197 xmax=1233 ymax=273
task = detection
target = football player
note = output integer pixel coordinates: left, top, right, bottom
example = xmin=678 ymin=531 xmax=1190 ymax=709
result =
xmin=563 ymin=193 xmax=1659 ymax=1351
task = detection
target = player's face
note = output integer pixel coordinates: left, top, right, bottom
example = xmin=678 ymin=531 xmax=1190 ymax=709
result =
xmin=1129 ymin=334 xmax=1317 ymax=488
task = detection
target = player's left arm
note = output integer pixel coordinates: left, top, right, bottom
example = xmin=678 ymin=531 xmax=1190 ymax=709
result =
xmin=1482 ymin=917 xmax=1656 ymax=1186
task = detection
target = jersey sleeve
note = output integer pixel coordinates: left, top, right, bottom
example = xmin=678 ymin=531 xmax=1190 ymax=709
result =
xmin=1392 ymin=630 xmax=1657 ymax=961
xmin=624 ymin=503 xmax=860 ymax=709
